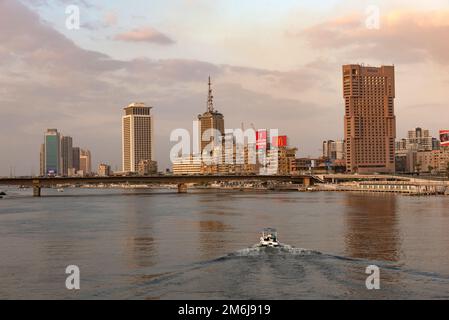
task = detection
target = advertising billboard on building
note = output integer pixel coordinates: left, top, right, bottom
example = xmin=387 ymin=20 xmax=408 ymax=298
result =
xmin=272 ymin=136 xmax=288 ymax=148
xmin=440 ymin=130 xmax=449 ymax=147
xmin=256 ymin=129 xmax=267 ymax=150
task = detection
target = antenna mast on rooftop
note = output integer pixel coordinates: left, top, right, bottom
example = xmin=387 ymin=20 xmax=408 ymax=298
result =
xmin=207 ymin=76 xmax=214 ymax=112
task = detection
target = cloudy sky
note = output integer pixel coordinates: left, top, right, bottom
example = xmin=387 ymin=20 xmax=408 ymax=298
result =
xmin=1 ymin=0 xmax=449 ymax=176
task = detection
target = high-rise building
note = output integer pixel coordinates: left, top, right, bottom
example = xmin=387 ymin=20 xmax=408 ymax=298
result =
xmin=432 ymin=138 xmax=441 ymax=151
xmin=72 ymin=147 xmax=80 ymax=171
xmin=402 ymin=127 xmax=433 ymax=151
xmin=201 ymin=133 xmax=241 ymax=175
xmin=198 ymin=77 xmax=224 ymax=156
xmin=323 ymin=140 xmax=345 ymax=161
xmin=343 ymin=64 xmax=396 ymax=173
xmin=61 ymin=136 xmax=73 ymax=176
xmin=258 ymin=135 xmax=296 ymax=175
xmin=122 ymin=102 xmax=154 ymax=172
xmin=395 ymin=139 xmax=407 ymax=152
xmin=79 ymin=149 xmax=92 ymax=176
xmin=44 ymin=129 xmax=61 ymax=175
xmin=39 ymin=144 xmax=45 ymax=176
xmin=98 ymin=163 xmax=111 ymax=177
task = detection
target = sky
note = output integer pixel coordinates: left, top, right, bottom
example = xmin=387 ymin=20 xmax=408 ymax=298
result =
xmin=1 ymin=0 xmax=449 ymax=176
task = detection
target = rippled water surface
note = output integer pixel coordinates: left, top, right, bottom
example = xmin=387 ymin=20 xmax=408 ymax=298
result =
xmin=0 ymin=188 xmax=448 ymax=299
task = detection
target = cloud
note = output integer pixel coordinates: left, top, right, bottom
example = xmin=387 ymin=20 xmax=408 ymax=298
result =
xmin=21 ymin=0 xmax=94 ymax=9
xmin=2 ymin=1 xmax=447 ymax=176
xmin=0 ymin=0 xmax=328 ymax=175
xmin=104 ymin=11 xmax=118 ymax=27
xmin=300 ymin=10 xmax=449 ymax=65
xmin=114 ymin=26 xmax=175 ymax=45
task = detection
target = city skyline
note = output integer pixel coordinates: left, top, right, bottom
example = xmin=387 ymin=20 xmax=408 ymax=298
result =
xmin=27 ymin=73 xmax=449 ymax=177
xmin=39 ymin=128 xmax=92 ymax=177
xmin=1 ymin=0 xmax=449 ymax=176
xmin=3 ymin=70 xmax=449 ymax=177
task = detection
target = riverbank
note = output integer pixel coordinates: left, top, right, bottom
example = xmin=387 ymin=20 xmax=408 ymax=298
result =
xmin=309 ymin=182 xmax=449 ymax=196
xmin=2 ymin=181 xmax=448 ymax=196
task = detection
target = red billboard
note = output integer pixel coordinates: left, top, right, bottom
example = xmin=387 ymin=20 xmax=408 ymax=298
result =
xmin=272 ymin=136 xmax=288 ymax=148
xmin=256 ymin=129 xmax=267 ymax=150
xmin=440 ymin=130 xmax=449 ymax=147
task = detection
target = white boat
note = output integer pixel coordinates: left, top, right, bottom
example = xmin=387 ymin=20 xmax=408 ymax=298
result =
xmin=259 ymin=228 xmax=280 ymax=247
xmin=57 ymin=188 xmax=64 ymax=192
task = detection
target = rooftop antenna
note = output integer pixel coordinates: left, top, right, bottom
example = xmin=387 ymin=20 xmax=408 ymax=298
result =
xmin=207 ymin=76 xmax=214 ymax=113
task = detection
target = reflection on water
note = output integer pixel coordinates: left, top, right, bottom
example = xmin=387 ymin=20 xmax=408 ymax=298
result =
xmin=124 ymin=197 xmax=157 ymax=269
xmin=197 ymin=220 xmax=231 ymax=260
xmin=343 ymin=194 xmax=404 ymax=290
xmin=344 ymin=194 xmax=400 ymax=262
xmin=0 ymin=188 xmax=449 ymax=299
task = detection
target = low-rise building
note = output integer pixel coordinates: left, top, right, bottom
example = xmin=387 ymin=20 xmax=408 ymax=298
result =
xmin=395 ymin=149 xmax=417 ymax=173
xmin=396 ymin=147 xmax=449 ymax=174
xmin=395 ymin=128 xmax=444 ymax=174
xmin=137 ymin=160 xmax=158 ymax=175
xmin=172 ymin=155 xmax=202 ymax=175
xmin=265 ymin=146 xmax=297 ymax=175
xmin=433 ymin=148 xmax=449 ymax=173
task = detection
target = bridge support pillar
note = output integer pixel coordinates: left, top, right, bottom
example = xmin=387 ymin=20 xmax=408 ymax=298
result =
xmin=33 ymin=185 xmax=41 ymax=197
xmin=177 ymin=183 xmax=188 ymax=194
xmin=303 ymin=177 xmax=311 ymax=187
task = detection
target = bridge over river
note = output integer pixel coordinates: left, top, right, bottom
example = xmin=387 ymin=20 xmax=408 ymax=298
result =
xmin=0 ymin=175 xmax=317 ymax=197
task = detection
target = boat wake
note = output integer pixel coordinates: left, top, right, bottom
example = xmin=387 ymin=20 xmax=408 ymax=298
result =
xmin=230 ymin=243 xmax=321 ymax=257
xmin=120 ymin=243 xmax=449 ymax=300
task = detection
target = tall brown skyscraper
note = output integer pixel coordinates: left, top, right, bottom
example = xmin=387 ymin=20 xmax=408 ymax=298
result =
xmin=198 ymin=77 xmax=224 ymax=156
xmin=343 ymin=64 xmax=396 ymax=173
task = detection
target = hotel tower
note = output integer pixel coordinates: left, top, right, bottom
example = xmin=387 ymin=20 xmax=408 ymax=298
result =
xmin=343 ymin=64 xmax=396 ymax=173
xmin=122 ymin=102 xmax=154 ymax=172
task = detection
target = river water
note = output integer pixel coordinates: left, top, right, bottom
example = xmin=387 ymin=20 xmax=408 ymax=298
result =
xmin=0 ymin=188 xmax=448 ymax=299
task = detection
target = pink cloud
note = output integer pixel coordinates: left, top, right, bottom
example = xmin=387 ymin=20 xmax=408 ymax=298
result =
xmin=300 ymin=10 xmax=449 ymax=65
xmin=104 ymin=11 xmax=118 ymax=27
xmin=2 ymin=1 xmax=448 ymax=176
xmin=114 ymin=27 xmax=175 ymax=45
